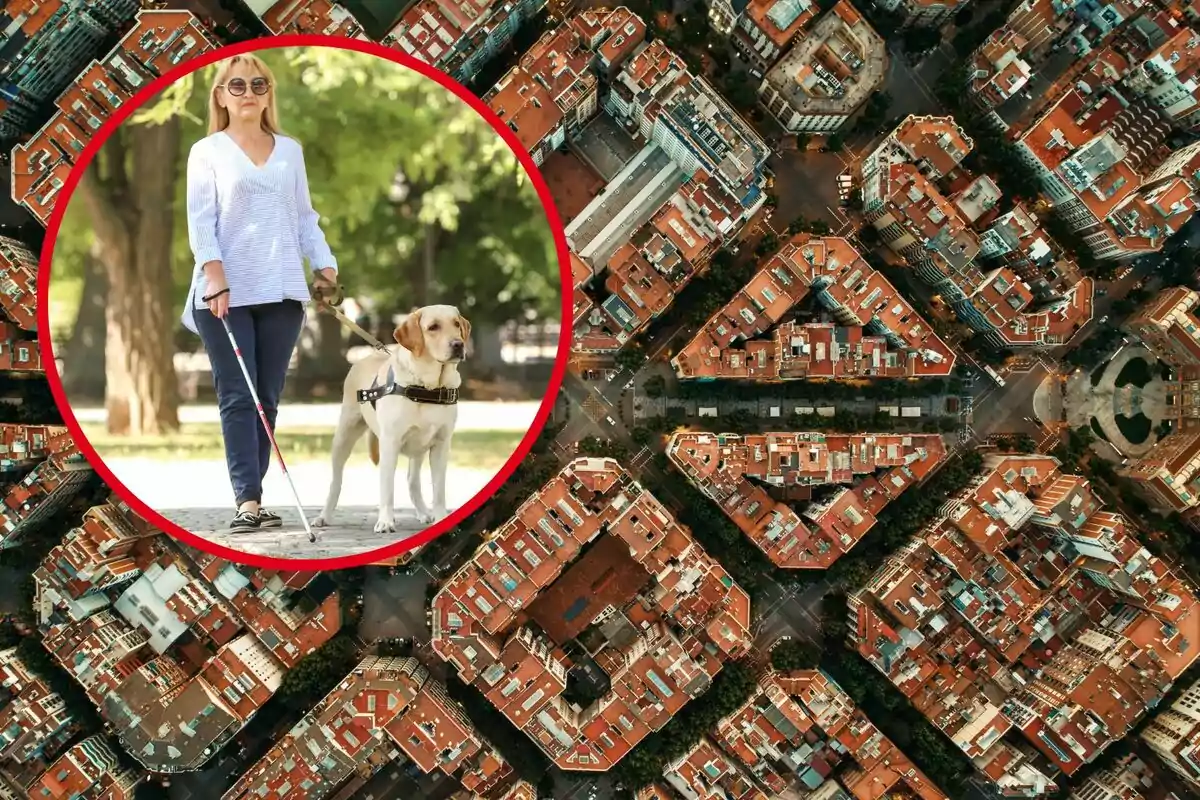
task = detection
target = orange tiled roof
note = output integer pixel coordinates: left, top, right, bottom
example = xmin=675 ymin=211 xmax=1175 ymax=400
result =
xmin=672 ymin=234 xmax=955 ymax=379
xmin=668 ymin=431 xmax=947 ymax=568
xmin=847 ymin=452 xmax=1200 ymax=787
xmin=11 ymin=11 xmax=217 ymax=226
xmin=429 ymin=458 xmax=753 ymax=771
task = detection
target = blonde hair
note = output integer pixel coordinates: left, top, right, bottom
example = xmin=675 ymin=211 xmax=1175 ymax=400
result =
xmin=207 ymin=54 xmax=282 ymax=135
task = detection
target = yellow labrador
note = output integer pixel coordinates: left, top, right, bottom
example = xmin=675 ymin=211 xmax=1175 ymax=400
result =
xmin=313 ymin=305 xmax=469 ymax=533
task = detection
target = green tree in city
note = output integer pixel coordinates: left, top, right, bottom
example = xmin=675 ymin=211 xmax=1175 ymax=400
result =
xmin=52 ymin=48 xmax=558 ymax=434
xmin=615 ymin=343 xmax=648 ymax=372
xmin=903 ymin=28 xmax=941 ymax=55
xmin=770 ymin=639 xmax=822 ymax=671
xmin=275 ymin=634 xmax=360 ymax=706
xmin=642 ymin=374 xmax=667 ymax=398
xmin=722 ymin=70 xmax=760 ymax=112
xmin=134 ymin=780 xmax=171 ymax=800
xmin=630 ymin=426 xmax=655 ymax=446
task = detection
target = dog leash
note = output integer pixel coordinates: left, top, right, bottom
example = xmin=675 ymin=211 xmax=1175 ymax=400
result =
xmin=314 ymin=295 xmax=390 ymax=354
xmin=313 ymin=293 xmax=449 ymax=387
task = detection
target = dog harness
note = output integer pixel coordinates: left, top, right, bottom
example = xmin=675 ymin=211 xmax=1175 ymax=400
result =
xmin=356 ymin=365 xmax=459 ymax=409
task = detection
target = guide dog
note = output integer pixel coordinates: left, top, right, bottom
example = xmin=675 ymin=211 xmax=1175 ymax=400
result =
xmin=313 ymin=305 xmax=468 ymax=533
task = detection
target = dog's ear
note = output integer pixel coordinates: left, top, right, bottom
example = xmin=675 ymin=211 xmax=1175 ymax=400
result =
xmin=457 ymin=313 xmax=471 ymax=346
xmin=394 ymin=310 xmax=424 ymax=357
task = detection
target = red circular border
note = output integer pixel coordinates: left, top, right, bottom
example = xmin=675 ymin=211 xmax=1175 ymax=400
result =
xmin=36 ymin=34 xmax=571 ymax=570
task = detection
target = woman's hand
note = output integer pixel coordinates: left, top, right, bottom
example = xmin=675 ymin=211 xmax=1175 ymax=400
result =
xmin=202 ymin=266 xmax=230 ymax=319
xmin=311 ymin=268 xmax=343 ymax=307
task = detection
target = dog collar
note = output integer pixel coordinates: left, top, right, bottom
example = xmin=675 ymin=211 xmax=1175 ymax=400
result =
xmin=356 ymin=365 xmax=459 ymax=409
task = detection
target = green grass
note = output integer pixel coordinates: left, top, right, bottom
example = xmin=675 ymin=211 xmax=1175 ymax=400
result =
xmin=1114 ymin=413 xmax=1151 ymax=445
xmin=79 ymin=423 xmax=523 ymax=471
xmin=1115 ymin=357 xmax=1153 ymax=389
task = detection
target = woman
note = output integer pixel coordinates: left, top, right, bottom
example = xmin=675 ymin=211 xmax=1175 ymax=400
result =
xmin=183 ymin=54 xmax=341 ymax=534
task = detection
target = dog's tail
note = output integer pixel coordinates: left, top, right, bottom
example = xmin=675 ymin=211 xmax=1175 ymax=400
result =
xmin=368 ymin=431 xmax=380 ymax=466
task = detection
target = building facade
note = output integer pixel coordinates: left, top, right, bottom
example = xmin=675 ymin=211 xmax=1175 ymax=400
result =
xmin=1139 ymin=676 xmax=1200 ymax=790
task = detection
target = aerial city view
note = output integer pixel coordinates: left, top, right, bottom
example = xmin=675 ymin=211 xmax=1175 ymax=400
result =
xmin=1 ymin=0 xmax=1199 ymax=799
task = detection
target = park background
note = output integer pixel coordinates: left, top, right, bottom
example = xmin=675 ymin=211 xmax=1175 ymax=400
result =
xmin=44 ymin=46 xmax=562 ymax=555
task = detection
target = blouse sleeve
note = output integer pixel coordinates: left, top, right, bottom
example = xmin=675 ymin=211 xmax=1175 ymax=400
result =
xmin=186 ymin=142 xmax=224 ymax=268
xmin=293 ymin=142 xmax=338 ymax=273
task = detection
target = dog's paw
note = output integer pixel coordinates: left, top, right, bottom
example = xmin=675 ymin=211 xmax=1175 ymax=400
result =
xmin=432 ymin=509 xmax=449 ymax=523
xmin=312 ymin=515 xmax=330 ymax=528
xmin=414 ymin=511 xmax=434 ymax=525
xmin=374 ymin=517 xmax=396 ymax=534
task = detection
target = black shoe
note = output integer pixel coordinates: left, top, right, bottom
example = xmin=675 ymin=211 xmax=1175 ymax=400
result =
xmin=258 ymin=509 xmax=283 ymax=528
xmin=230 ymin=510 xmax=260 ymax=534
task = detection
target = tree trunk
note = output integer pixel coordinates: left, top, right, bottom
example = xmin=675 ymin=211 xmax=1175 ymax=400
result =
xmin=60 ymin=243 xmax=108 ymax=402
xmin=415 ymin=223 xmax=438 ymax=308
xmin=475 ymin=320 xmax=506 ymax=371
xmin=293 ymin=311 xmax=348 ymax=393
xmin=79 ymin=122 xmax=182 ymax=436
xmin=315 ymin=312 xmax=347 ymax=366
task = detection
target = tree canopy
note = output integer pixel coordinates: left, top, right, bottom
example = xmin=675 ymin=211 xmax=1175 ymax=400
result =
xmin=48 ymin=46 xmax=561 ymax=433
xmin=52 ymin=45 xmax=559 ymax=332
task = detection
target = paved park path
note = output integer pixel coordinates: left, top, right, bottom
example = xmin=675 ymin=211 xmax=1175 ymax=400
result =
xmin=105 ymin=457 xmax=495 ymax=560
xmin=71 ymin=401 xmax=541 ymax=430
xmin=76 ymin=401 xmax=540 ymax=560
xmin=163 ymin=505 xmax=428 ymax=559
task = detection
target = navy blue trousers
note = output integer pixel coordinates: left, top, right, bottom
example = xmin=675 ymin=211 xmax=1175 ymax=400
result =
xmin=195 ymin=301 xmax=305 ymax=507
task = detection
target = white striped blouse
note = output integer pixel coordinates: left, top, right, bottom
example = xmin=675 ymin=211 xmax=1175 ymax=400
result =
xmin=181 ymin=131 xmax=338 ymax=333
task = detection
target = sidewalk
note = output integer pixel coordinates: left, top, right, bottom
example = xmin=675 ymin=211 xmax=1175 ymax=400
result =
xmin=71 ymin=401 xmax=541 ymax=431
xmin=108 ymin=458 xmax=494 ymax=560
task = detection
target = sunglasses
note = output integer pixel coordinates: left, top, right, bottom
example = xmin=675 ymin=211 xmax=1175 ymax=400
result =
xmin=220 ymin=77 xmax=270 ymax=97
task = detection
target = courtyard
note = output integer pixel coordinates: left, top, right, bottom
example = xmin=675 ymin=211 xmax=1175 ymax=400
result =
xmin=540 ymin=149 xmax=606 ymax=224
xmin=1065 ymin=344 xmax=1171 ymax=459
xmin=574 ymin=113 xmax=643 ymax=181
xmin=526 ymin=533 xmax=651 ymax=643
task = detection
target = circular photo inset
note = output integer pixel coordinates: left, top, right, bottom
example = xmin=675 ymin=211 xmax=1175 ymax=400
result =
xmin=39 ymin=37 xmax=569 ymax=568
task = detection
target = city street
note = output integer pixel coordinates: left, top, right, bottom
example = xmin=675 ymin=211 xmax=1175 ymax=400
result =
xmin=768 ymin=149 xmax=848 ymax=227
xmin=557 ymin=312 xmax=696 ymax=455
xmin=0 ymin=568 xmax=24 ymax=614
xmin=873 ymin=41 xmax=945 ymax=131
xmin=353 ymin=760 xmax=454 ymax=800
xmin=971 ymin=363 xmax=1053 ymax=438
xmin=637 ymin=391 xmax=957 ymax=423
xmin=361 ymin=568 xmax=433 ymax=642
xmin=754 ymin=578 xmax=830 ymax=648
xmin=558 ymin=773 xmax=615 ymax=800
xmin=64 ymin=14 xmax=1200 ymax=800
xmin=554 ymin=370 xmax=631 ymax=450
xmin=169 ymin=747 xmax=254 ymax=800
